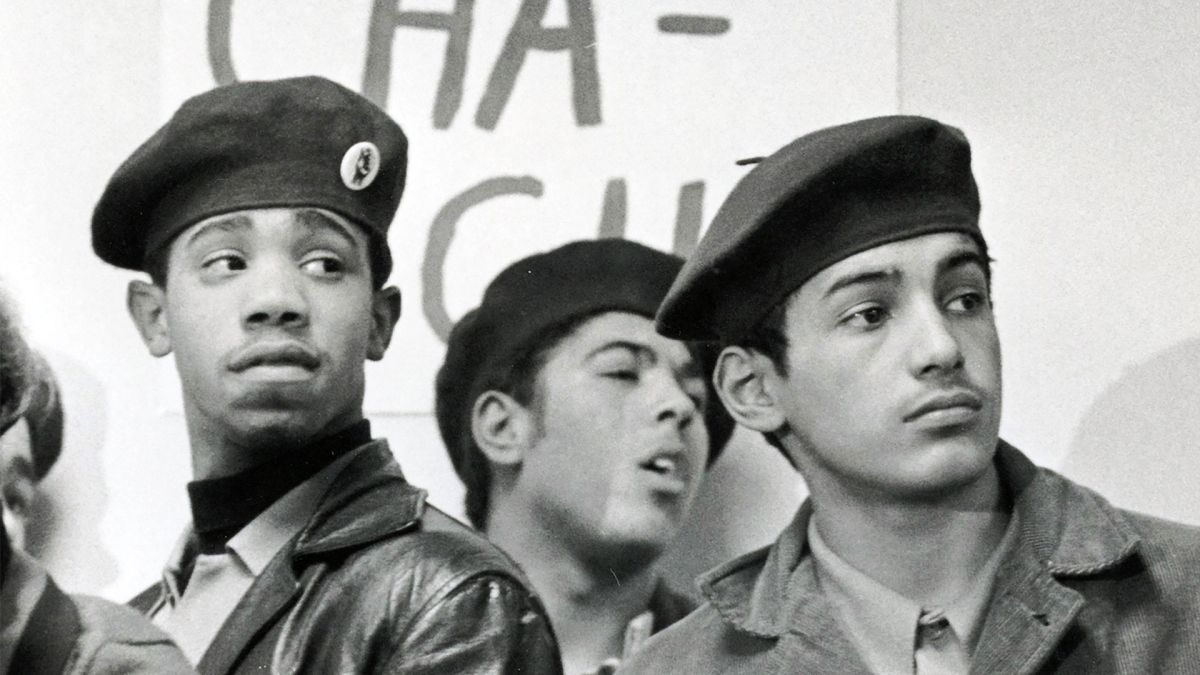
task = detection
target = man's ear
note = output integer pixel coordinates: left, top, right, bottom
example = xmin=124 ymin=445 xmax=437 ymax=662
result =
xmin=367 ymin=286 xmax=402 ymax=361
xmin=713 ymin=346 xmax=787 ymax=435
xmin=126 ymin=280 xmax=172 ymax=357
xmin=0 ymin=420 xmax=37 ymax=548
xmin=470 ymin=390 xmax=537 ymax=467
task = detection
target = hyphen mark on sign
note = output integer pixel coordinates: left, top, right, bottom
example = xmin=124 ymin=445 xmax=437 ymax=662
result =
xmin=657 ymin=14 xmax=731 ymax=36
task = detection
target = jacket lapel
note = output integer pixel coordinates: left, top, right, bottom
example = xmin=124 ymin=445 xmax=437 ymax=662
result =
xmin=196 ymin=441 xmax=424 ymax=675
xmin=197 ymin=538 xmax=303 ymax=675
xmin=969 ymin=537 xmax=1084 ymax=674
xmin=294 ymin=440 xmax=424 ymax=559
xmin=969 ymin=442 xmax=1141 ymax=674
xmin=782 ymin=574 xmax=873 ymax=673
xmin=700 ymin=502 xmax=872 ymax=673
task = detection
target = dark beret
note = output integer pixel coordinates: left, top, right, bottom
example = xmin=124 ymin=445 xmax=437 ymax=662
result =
xmin=657 ymin=115 xmax=984 ymax=341
xmin=92 ymin=76 xmax=407 ymax=283
xmin=436 ymin=239 xmax=734 ymax=484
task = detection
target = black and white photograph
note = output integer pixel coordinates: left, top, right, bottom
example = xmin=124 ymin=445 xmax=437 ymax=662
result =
xmin=2 ymin=2 xmax=1200 ymax=673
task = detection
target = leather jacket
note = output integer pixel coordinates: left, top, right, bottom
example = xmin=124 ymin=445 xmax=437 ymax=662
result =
xmin=131 ymin=440 xmax=562 ymax=674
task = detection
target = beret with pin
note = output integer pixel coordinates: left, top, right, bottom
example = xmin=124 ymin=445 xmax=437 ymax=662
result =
xmin=656 ymin=115 xmax=985 ymax=341
xmin=91 ymin=76 xmax=407 ymax=285
xmin=436 ymin=238 xmax=735 ymax=487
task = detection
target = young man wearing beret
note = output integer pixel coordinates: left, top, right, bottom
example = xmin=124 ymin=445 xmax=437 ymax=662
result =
xmin=621 ymin=116 xmax=1200 ymax=673
xmin=435 ymin=239 xmax=733 ymax=674
xmin=0 ymin=285 xmax=195 ymax=675
xmin=92 ymin=76 xmax=559 ymax=674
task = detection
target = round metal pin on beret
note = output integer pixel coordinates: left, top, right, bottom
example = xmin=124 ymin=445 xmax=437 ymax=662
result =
xmin=341 ymin=141 xmax=381 ymax=190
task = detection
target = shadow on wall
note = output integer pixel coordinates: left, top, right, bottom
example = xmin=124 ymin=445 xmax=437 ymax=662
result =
xmin=25 ymin=351 xmax=118 ymax=591
xmin=659 ymin=426 xmax=805 ymax=598
xmin=1061 ymin=336 xmax=1200 ymax=526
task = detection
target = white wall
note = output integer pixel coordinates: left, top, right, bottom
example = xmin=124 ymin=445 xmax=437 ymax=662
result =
xmin=0 ymin=2 xmax=179 ymax=596
xmin=2 ymin=1 xmax=1198 ymax=601
xmin=898 ymin=0 xmax=1200 ymax=524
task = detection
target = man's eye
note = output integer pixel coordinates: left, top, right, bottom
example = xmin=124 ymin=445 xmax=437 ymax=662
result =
xmin=844 ymin=305 xmax=890 ymax=328
xmin=300 ymin=256 xmax=344 ymax=277
xmin=201 ymin=253 xmax=247 ymax=274
xmin=604 ymin=369 xmax=639 ymax=382
xmin=947 ymin=292 xmax=987 ymax=313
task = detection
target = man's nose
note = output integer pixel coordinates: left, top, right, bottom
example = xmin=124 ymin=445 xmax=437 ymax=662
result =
xmin=242 ymin=261 xmax=309 ymax=330
xmin=650 ymin=370 xmax=699 ymax=428
xmin=907 ymin=302 xmax=964 ymax=378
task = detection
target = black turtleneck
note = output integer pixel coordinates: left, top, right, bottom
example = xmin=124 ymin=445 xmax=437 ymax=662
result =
xmin=187 ymin=420 xmax=371 ymax=554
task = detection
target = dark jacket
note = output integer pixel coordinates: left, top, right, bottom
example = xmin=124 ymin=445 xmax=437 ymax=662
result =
xmin=131 ymin=441 xmax=562 ymax=675
xmin=620 ymin=442 xmax=1200 ymax=674
xmin=4 ymin=549 xmax=193 ymax=675
xmin=645 ymin=581 xmax=696 ymax=635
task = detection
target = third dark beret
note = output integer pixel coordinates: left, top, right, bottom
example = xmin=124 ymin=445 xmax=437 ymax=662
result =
xmin=436 ymin=238 xmax=734 ymax=484
xmin=657 ymin=115 xmax=985 ymax=341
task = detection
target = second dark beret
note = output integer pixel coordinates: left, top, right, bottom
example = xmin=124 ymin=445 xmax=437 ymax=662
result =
xmin=436 ymin=238 xmax=734 ymax=485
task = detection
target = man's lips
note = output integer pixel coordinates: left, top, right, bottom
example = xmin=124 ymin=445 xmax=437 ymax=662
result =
xmin=639 ymin=448 xmax=692 ymax=484
xmin=903 ymin=390 xmax=984 ymax=423
xmin=227 ymin=341 xmax=321 ymax=373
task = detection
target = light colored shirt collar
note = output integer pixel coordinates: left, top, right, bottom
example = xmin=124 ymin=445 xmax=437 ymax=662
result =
xmin=807 ymin=511 xmax=1018 ymax=673
xmin=161 ymin=445 xmax=365 ymax=604
xmin=592 ymin=607 xmax=656 ymax=673
xmin=808 ymin=519 xmax=920 ymax=673
xmin=226 ymin=443 xmax=359 ymax=576
xmin=942 ymin=515 xmax=1016 ymax=653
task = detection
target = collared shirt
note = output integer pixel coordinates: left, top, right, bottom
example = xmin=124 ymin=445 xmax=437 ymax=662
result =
xmin=590 ymin=609 xmax=655 ymax=674
xmin=807 ymin=512 xmax=1018 ymax=675
xmin=154 ymin=447 xmax=361 ymax=664
xmin=587 ymin=579 xmax=697 ymax=674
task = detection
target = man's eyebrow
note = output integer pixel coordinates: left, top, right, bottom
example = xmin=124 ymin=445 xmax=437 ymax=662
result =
xmin=183 ymin=213 xmax=253 ymax=247
xmin=295 ymin=209 xmax=361 ymax=251
xmin=938 ymin=249 xmax=989 ymax=277
xmin=822 ymin=267 xmax=900 ymax=299
xmin=587 ymin=340 xmax=655 ymax=364
xmin=587 ymin=340 xmax=703 ymax=378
